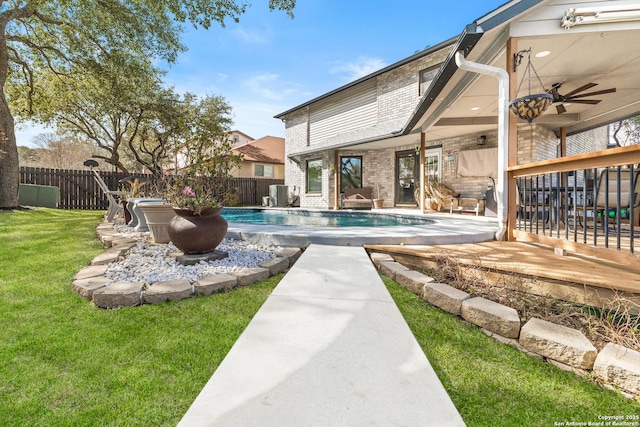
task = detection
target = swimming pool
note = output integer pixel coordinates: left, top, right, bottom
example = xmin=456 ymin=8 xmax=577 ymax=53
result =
xmin=222 ymin=208 xmax=499 ymax=247
xmin=221 ymin=208 xmax=431 ymax=227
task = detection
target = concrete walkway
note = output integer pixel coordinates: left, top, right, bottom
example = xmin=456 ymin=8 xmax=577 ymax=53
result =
xmin=178 ymin=244 xmax=466 ymax=426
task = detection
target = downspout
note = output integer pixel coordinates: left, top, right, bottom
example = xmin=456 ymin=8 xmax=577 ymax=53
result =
xmin=454 ymin=51 xmax=509 ymax=232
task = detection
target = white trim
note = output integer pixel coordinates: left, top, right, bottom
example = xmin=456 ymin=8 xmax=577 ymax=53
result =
xmin=562 ymin=4 xmax=640 ymax=28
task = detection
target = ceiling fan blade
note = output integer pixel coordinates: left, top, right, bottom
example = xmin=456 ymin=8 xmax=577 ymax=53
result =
xmin=563 ymin=83 xmax=598 ymax=97
xmin=566 ymin=88 xmax=616 ymax=99
xmin=556 ymin=104 xmax=567 ymax=114
xmin=567 ymin=99 xmax=601 ymax=105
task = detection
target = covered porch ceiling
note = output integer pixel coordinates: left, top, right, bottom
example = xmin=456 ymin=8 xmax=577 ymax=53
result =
xmin=413 ymin=3 xmax=640 ymax=141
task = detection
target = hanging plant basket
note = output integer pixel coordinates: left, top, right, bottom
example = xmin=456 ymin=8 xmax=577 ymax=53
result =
xmin=509 ymin=93 xmax=553 ymax=123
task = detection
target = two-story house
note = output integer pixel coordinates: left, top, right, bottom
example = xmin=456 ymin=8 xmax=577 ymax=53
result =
xmin=275 ymin=0 xmax=640 ymax=229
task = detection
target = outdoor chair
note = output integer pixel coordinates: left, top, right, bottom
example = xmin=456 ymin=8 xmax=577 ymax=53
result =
xmin=84 ymin=160 xmax=130 ymax=222
xmin=516 ymin=181 xmax=549 ymax=224
xmin=342 ymin=187 xmax=374 ymax=210
xmin=592 ymin=168 xmax=640 ymax=231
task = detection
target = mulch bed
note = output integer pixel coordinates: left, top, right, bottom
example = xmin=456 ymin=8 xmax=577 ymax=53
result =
xmin=427 ymin=255 xmax=640 ymax=353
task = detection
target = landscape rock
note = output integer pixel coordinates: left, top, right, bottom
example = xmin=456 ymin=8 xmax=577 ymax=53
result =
xmin=461 ymin=297 xmax=521 ymax=339
xmin=369 ymin=252 xmax=394 ymax=268
xmin=234 ymin=267 xmax=270 ymax=287
xmin=194 ymin=274 xmax=238 ymax=296
xmin=423 ymin=282 xmax=470 ymax=315
xmin=519 ymin=318 xmax=597 ymax=369
xmin=144 ymin=279 xmax=193 ymax=304
xmin=72 ymin=277 xmax=112 ymax=300
xmin=90 ymin=248 xmax=124 ymax=266
xmin=92 ymin=282 xmax=144 ymax=309
xmin=379 ymin=261 xmax=410 ymax=281
xmin=74 ymin=264 xmax=109 ymax=280
xmin=593 ymin=343 xmax=640 ymax=396
xmin=259 ymin=257 xmax=290 ymax=275
xmin=395 ymin=270 xmax=435 ymax=295
xmin=277 ymin=247 xmax=302 ymax=265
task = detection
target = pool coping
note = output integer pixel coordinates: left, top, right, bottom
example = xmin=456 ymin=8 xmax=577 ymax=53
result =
xmin=225 ymin=208 xmax=500 ymax=247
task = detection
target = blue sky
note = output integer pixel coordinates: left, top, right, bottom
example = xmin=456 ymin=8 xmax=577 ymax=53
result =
xmin=16 ymin=0 xmax=506 ymax=146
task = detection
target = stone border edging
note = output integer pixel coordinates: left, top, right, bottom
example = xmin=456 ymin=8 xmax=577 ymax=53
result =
xmin=71 ymin=221 xmax=303 ymax=309
xmin=369 ymin=252 xmax=640 ymax=400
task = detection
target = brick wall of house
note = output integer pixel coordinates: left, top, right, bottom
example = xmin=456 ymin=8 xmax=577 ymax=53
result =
xmin=567 ymin=126 xmax=609 ymax=155
xmin=282 ymin=46 xmax=453 ymax=209
xmin=424 ymin=132 xmax=499 ymax=200
xmin=377 ymin=47 xmax=451 ymax=123
xmin=284 ymin=110 xmax=309 ymax=205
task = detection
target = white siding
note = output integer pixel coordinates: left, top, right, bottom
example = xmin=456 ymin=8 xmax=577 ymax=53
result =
xmin=309 ymin=79 xmax=377 ymax=145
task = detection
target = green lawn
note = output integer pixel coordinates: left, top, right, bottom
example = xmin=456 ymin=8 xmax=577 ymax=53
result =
xmin=0 ymin=209 xmax=280 ymax=426
xmin=1 ymin=209 xmax=638 ymax=426
xmin=384 ymin=276 xmax=640 ymax=426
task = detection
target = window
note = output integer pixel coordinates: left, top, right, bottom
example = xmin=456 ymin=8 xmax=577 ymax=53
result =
xmin=419 ymin=65 xmax=440 ymax=96
xmin=306 ymin=159 xmax=322 ymax=193
xmin=255 ymin=164 xmax=274 ymax=177
xmin=340 ymin=156 xmax=362 ymax=193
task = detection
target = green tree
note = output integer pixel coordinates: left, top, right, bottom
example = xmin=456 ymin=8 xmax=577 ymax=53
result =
xmin=0 ymin=0 xmax=295 ymax=208
xmin=29 ymin=53 xmax=168 ymax=173
xmin=161 ymin=93 xmax=243 ymax=212
xmin=611 ymin=116 xmax=640 ymax=147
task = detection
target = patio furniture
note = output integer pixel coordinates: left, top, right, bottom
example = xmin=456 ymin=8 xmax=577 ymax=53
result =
xmin=593 ymin=168 xmax=640 ymax=230
xmin=84 ymin=160 xmax=130 ymax=222
xmin=126 ymin=197 xmax=165 ymax=231
xmin=449 ymin=196 xmax=484 ymax=216
xmin=516 ymin=182 xmax=549 ymax=223
xmin=342 ymin=187 xmax=374 ymax=210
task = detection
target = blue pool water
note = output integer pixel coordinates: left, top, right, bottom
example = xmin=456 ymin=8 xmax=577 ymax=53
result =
xmin=221 ymin=208 xmax=430 ymax=227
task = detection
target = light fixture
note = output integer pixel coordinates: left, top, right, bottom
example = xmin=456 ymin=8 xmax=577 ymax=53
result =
xmin=561 ymin=5 xmax=640 ymax=29
xmin=535 ymin=50 xmax=551 ymax=58
xmin=509 ymin=48 xmax=553 ymax=123
xmin=476 ymin=135 xmax=486 ymax=146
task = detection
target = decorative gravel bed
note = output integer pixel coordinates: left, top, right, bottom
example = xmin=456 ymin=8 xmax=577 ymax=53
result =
xmin=73 ymin=220 xmax=302 ymax=309
xmin=106 ymin=222 xmax=279 ymax=285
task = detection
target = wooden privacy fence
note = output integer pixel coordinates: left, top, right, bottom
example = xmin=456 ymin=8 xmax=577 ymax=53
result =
xmin=19 ymin=167 xmax=284 ymax=209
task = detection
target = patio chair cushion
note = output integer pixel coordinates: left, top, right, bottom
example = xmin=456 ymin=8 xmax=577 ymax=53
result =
xmin=595 ymin=169 xmax=639 ymax=209
xmin=343 ymin=187 xmax=374 ymax=210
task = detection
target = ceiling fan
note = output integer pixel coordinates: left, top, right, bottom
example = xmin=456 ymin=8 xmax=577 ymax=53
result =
xmin=548 ymin=82 xmax=616 ymax=114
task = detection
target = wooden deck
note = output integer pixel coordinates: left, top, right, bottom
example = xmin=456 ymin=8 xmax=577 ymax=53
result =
xmin=366 ymin=241 xmax=640 ymax=310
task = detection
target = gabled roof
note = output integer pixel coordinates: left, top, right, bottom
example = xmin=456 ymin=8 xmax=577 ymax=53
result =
xmin=274 ymin=36 xmax=458 ymax=119
xmin=232 ymin=136 xmax=285 ymax=164
xmin=282 ymin=0 xmax=640 ymax=159
xmin=231 ymin=130 xmax=254 ymax=142
xmin=278 ymin=0 xmax=540 ymax=158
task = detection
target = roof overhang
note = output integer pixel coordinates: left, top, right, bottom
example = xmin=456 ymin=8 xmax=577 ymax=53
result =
xmin=409 ymin=0 xmax=640 ymax=141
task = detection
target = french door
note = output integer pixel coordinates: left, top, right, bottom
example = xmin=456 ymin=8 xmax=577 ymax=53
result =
xmin=395 ymin=150 xmax=418 ymax=205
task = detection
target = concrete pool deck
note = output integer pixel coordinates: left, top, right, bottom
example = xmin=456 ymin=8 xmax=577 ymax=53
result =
xmin=226 ymin=208 xmax=500 ymax=247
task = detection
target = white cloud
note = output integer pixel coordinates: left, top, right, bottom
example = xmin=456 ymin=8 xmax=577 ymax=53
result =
xmin=232 ymin=27 xmax=271 ymax=44
xmin=242 ymin=73 xmax=299 ymax=101
xmin=329 ymin=56 xmax=387 ymax=82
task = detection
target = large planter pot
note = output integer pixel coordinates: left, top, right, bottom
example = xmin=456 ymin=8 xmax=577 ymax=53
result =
xmin=138 ymin=202 xmax=175 ymax=244
xmin=168 ymin=207 xmax=228 ymax=254
xmin=126 ymin=197 xmax=164 ymax=229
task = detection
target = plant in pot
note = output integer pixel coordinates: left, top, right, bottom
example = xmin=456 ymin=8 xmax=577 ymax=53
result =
xmin=163 ymin=134 xmax=243 ymax=254
xmin=373 ymin=182 xmax=384 ymax=209
xmin=414 ymin=178 xmax=459 ymax=211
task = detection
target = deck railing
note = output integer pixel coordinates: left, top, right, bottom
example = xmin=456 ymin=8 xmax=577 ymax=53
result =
xmin=507 ymin=145 xmax=640 ymax=261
